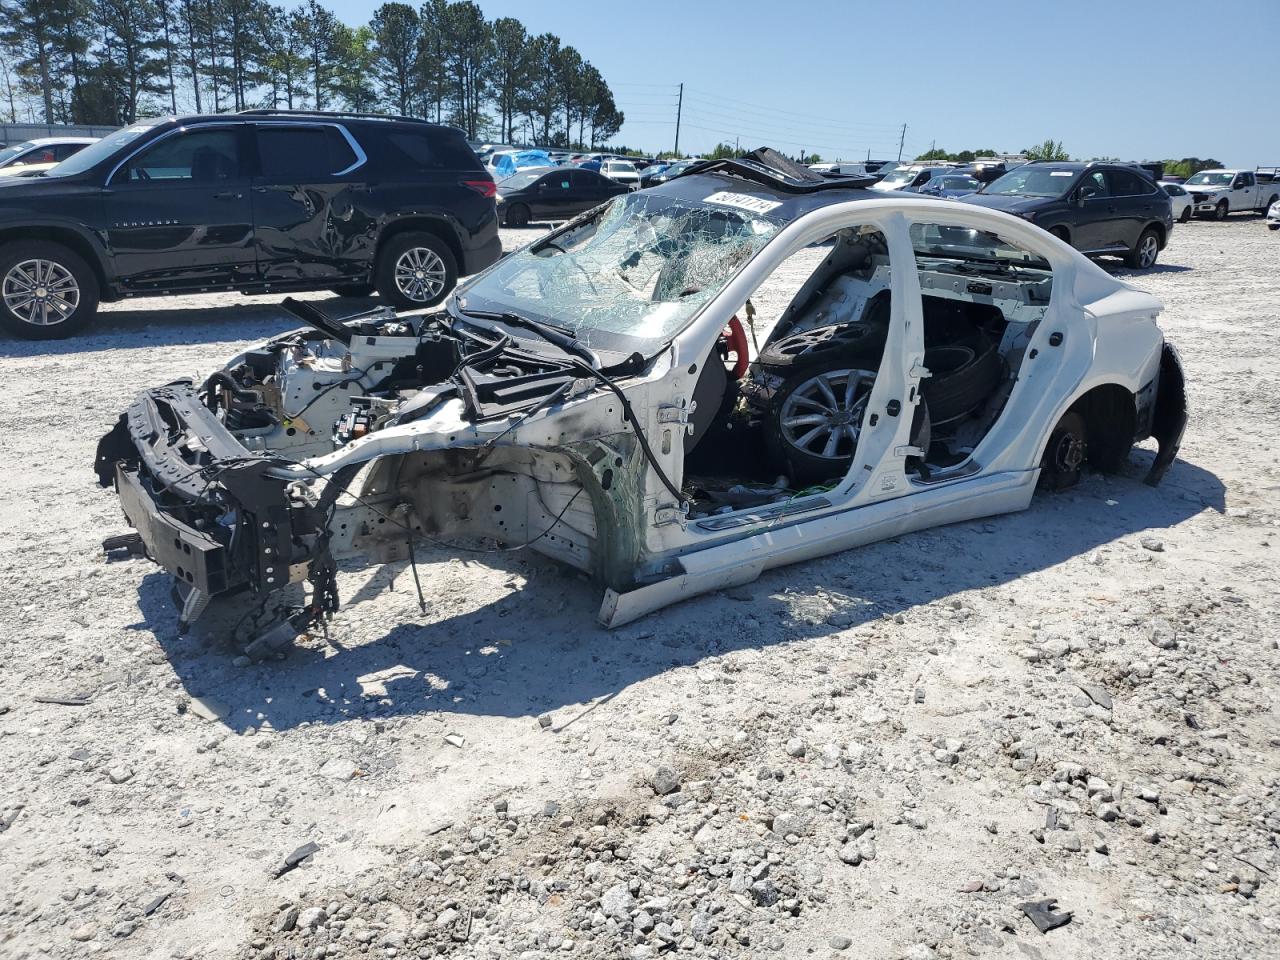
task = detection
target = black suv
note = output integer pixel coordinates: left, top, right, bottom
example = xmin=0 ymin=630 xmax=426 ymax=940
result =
xmin=959 ymin=161 xmax=1173 ymax=269
xmin=0 ymin=110 xmax=502 ymax=339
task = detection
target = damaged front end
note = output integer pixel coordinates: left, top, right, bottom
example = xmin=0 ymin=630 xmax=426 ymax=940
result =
xmin=94 ymin=300 xmax=656 ymax=648
xmin=96 ymin=185 xmax=785 ymax=645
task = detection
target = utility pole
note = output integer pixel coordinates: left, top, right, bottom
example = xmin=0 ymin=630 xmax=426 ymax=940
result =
xmin=734 ymin=135 xmax=739 ymax=154
xmin=674 ymin=82 xmax=683 ymax=157
xmin=897 ymin=124 xmax=907 ymax=162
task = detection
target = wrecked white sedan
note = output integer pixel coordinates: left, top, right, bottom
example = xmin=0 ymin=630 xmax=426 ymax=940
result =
xmin=96 ymin=149 xmax=1186 ymax=645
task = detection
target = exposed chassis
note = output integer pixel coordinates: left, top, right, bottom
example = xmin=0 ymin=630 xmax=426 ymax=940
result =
xmin=94 ymin=156 xmax=1188 ymax=648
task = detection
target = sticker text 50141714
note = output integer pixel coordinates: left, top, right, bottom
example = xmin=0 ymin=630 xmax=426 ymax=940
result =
xmin=703 ymin=191 xmax=783 ymax=214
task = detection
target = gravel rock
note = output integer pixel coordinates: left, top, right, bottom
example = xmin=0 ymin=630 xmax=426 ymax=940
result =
xmin=647 ymin=764 xmax=681 ymax=796
xmin=318 ymin=758 xmax=358 ymax=780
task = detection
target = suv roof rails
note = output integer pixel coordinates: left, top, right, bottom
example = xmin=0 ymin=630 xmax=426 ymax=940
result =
xmin=680 ymin=146 xmax=875 ymax=193
xmin=237 ymin=108 xmax=438 ymax=126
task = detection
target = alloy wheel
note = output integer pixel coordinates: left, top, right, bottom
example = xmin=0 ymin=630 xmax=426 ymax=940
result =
xmin=393 ymin=246 xmax=447 ymax=303
xmin=1138 ymin=234 xmax=1159 ymax=268
xmin=2 ymin=258 xmax=80 ymax=327
xmin=778 ymin=368 xmax=877 ymax=459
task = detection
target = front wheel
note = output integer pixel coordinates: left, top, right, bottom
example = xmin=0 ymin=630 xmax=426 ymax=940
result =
xmin=1124 ymin=228 xmax=1161 ymax=269
xmin=1179 ymin=205 xmax=1192 ymax=223
xmin=375 ymin=232 xmax=458 ymax=311
xmin=1214 ymin=201 xmax=1229 ymax=221
xmin=0 ymin=241 xmax=100 ymax=340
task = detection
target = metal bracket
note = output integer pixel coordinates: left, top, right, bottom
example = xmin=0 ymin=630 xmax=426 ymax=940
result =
xmin=654 ymin=503 xmax=688 ymax=529
xmin=657 ymin=401 xmax=695 ymax=425
xmin=908 ymin=360 xmax=933 ymax=379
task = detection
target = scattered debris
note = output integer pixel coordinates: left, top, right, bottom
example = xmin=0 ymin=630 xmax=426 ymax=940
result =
xmin=1020 ymin=898 xmax=1074 ymax=933
xmin=273 ymin=841 xmax=320 ymax=879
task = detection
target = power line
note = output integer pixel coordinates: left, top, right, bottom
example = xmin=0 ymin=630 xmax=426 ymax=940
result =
xmin=681 ymin=88 xmax=905 ymax=131
xmin=679 ymin=102 xmax=904 ymax=146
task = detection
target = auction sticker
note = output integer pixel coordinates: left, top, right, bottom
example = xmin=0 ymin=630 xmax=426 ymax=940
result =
xmin=704 ymin=191 xmax=783 ymax=214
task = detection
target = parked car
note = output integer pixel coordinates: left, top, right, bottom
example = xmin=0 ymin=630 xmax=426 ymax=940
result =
xmin=495 ymin=167 xmax=629 ymax=226
xmin=0 ymin=136 xmax=97 ymax=169
xmin=960 ymin=161 xmax=1174 ymax=269
xmin=917 ymin=172 xmax=981 ymax=198
xmin=0 ymin=111 xmax=502 ymax=339
xmin=0 ymin=161 xmax=57 ymax=178
xmin=869 ymin=164 xmax=956 ymax=192
xmin=1267 ymin=198 xmax=1280 ymax=230
xmin=1182 ymin=169 xmax=1280 ymax=220
xmin=646 ymin=159 xmax=699 ymax=185
xmin=638 ymin=162 xmax=669 ymax=188
xmin=809 ymin=161 xmax=879 ymax=178
xmin=95 ymin=147 xmax=1185 ymax=643
xmin=601 ymin=158 xmax=641 ymax=189
xmin=487 ymin=149 xmax=554 ymax=180
xmin=1159 ymin=181 xmax=1194 ymax=222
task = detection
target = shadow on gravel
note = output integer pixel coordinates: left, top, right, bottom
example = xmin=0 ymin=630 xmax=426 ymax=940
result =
xmin=137 ymin=447 xmax=1225 ymax=735
xmin=0 ymin=295 xmax=377 ymax=358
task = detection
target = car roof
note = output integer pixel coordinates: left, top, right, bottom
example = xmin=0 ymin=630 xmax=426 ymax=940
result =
xmin=647 ymin=168 xmax=879 ymax=221
xmin=24 ymin=137 xmax=97 ymax=145
xmin=163 ymin=112 xmax=466 ymax=136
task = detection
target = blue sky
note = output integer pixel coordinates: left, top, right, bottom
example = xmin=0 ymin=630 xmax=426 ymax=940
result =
xmin=329 ymin=0 xmax=1279 ymax=166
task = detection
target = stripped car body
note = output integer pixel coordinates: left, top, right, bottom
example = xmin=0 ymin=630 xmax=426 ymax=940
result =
xmin=96 ymin=150 xmax=1187 ymax=644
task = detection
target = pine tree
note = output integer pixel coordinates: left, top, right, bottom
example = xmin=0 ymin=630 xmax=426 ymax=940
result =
xmin=371 ymin=2 xmax=419 ymax=115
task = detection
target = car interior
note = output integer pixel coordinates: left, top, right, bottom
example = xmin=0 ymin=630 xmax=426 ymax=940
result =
xmin=683 ymin=224 xmax=1054 ymax=516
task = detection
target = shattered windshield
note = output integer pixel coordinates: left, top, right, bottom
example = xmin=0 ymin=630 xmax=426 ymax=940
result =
xmin=456 ymin=191 xmax=782 ymax=352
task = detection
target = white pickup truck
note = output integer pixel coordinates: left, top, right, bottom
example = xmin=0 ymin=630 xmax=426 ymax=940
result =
xmin=1183 ymin=169 xmax=1280 ymax=220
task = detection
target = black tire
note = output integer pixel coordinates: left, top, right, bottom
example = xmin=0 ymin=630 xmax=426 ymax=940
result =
xmin=1039 ymin=410 xmax=1087 ymax=490
xmin=1214 ymin=201 xmax=1229 ymax=221
xmin=1124 ymin=227 xmax=1161 ymax=269
xmin=374 ymin=232 xmax=458 ymax=311
xmin=1179 ymin=205 xmax=1192 ymax=223
xmin=756 ymin=319 xmax=888 ymax=373
xmin=0 ymin=240 xmax=100 ymax=340
xmin=505 ymin=203 xmax=531 ymax=228
xmin=330 ymin=282 xmax=374 ymax=297
xmin=1049 ymin=226 xmax=1070 ymax=244
xmin=919 ymin=336 xmax=1002 ymax=424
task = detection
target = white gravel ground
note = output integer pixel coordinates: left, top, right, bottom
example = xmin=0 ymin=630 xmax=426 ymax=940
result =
xmin=0 ymin=218 xmax=1277 ymax=960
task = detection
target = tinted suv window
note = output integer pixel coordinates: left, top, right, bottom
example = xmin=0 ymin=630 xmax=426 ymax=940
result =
xmin=256 ymin=126 xmax=357 ymax=179
xmin=1109 ymin=170 xmax=1154 ymax=197
xmin=1080 ymin=171 xmax=1109 ymax=198
xmin=381 ymin=129 xmax=480 ymax=172
xmin=122 ymin=129 xmax=240 ymax=182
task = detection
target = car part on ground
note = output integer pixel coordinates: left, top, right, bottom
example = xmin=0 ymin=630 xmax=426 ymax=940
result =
xmin=0 ymin=111 xmax=501 ymax=340
xmin=95 ymin=150 xmax=1186 ymax=644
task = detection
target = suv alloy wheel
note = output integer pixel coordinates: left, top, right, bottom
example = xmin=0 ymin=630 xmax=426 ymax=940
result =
xmin=375 ymin=232 xmax=458 ymax=310
xmin=0 ymin=240 xmax=100 ymax=339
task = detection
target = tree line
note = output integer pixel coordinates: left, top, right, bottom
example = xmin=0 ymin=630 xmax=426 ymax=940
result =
xmin=0 ymin=0 xmax=625 ymax=147
xmin=916 ymin=143 xmax=1226 ymax=175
